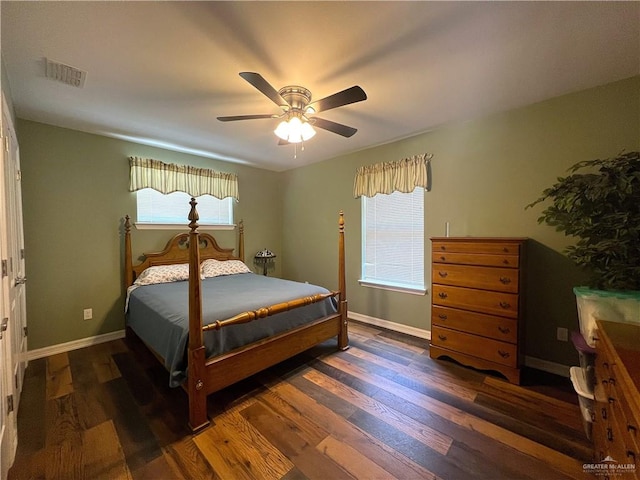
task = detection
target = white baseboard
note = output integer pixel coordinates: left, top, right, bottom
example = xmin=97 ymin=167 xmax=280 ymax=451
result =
xmin=524 ymin=355 xmax=570 ymax=377
xmin=348 ymin=310 xmax=570 ymax=378
xmin=26 ymin=330 xmax=126 ymax=361
xmin=348 ymin=311 xmax=430 ymax=340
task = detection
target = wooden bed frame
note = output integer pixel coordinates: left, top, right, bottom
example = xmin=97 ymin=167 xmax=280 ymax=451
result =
xmin=124 ymin=199 xmax=348 ymax=432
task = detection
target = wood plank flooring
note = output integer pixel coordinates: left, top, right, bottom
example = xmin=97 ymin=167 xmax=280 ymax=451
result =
xmin=9 ymin=322 xmax=592 ymax=480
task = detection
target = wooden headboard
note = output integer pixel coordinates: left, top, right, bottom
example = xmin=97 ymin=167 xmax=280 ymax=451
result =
xmin=123 ymin=216 xmax=245 ymax=287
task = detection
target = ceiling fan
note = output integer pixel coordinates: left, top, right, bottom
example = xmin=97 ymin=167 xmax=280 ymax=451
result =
xmin=217 ymin=72 xmax=367 ymax=144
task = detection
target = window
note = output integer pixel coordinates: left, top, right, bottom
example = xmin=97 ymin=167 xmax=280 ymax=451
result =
xmin=360 ymin=187 xmax=425 ymax=293
xmin=136 ymin=188 xmax=234 ymax=228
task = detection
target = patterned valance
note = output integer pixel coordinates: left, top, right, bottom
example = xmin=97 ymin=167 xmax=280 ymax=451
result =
xmin=353 ymin=153 xmax=432 ymax=198
xmin=129 ymin=157 xmax=239 ymax=200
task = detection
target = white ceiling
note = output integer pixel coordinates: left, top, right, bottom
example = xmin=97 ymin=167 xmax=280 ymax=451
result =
xmin=2 ymin=1 xmax=639 ymax=172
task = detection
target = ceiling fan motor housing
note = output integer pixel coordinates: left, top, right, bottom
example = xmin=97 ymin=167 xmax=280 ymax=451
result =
xmin=278 ymin=86 xmax=313 ymax=113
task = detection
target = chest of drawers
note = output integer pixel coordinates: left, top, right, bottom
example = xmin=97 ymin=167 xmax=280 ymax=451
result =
xmin=592 ymin=320 xmax=640 ymax=478
xmin=430 ymin=237 xmax=527 ymax=384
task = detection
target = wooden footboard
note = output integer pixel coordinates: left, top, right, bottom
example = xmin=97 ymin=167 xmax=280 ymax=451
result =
xmin=124 ymin=202 xmax=348 ymax=433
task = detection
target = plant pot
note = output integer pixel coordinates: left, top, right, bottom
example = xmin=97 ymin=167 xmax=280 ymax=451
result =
xmin=574 ymin=286 xmax=640 ymax=347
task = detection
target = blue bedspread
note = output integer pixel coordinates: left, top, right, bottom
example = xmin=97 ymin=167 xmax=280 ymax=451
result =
xmin=126 ymin=273 xmax=338 ymax=386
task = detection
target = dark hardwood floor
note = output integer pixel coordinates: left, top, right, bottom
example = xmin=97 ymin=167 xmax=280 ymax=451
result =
xmin=9 ymin=321 xmax=592 ymax=479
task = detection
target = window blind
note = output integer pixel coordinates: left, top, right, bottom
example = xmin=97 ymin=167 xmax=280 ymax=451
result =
xmin=136 ymin=188 xmax=233 ymax=225
xmin=361 ymin=187 xmax=424 ymax=290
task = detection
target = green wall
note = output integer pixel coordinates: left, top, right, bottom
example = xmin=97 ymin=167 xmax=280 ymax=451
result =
xmin=16 ymin=76 xmax=640 ymax=366
xmin=17 ymin=121 xmax=283 ymax=350
xmin=281 ymin=76 xmax=640 ymax=366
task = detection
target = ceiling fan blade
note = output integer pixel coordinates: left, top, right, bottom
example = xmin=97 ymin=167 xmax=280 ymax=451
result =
xmin=217 ymin=114 xmax=276 ymax=122
xmin=307 ymin=86 xmax=367 ymax=113
xmin=311 ymin=117 xmax=357 ymax=137
xmin=239 ymin=72 xmax=289 ymax=108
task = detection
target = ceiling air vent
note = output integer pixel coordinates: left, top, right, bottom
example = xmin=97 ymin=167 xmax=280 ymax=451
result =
xmin=45 ymin=58 xmax=87 ymax=88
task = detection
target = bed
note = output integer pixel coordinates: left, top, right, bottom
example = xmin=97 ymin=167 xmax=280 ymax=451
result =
xmin=124 ymin=198 xmax=348 ymax=432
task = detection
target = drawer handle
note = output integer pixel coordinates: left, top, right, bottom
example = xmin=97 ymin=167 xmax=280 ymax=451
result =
xmin=502 ymin=259 xmax=510 ymax=265
xmin=628 ymin=424 xmax=637 ymax=435
xmin=498 ymin=350 xmax=510 ymax=358
xmin=438 ymin=314 xmax=448 ymax=320
xmin=498 ymin=326 xmax=510 ymax=334
xmin=499 ymin=301 xmax=511 ymax=309
xmin=438 ymin=334 xmax=447 ymax=341
xmin=438 ymin=292 xmax=448 ymax=299
xmin=602 ymin=407 xmax=607 ymax=420
xmin=438 ymin=271 xmax=448 ymax=278
xmin=603 ymin=361 xmax=609 ymax=369
xmin=440 ymin=256 xmax=446 ymax=261
xmin=602 ymin=379 xmax=609 ymax=387
xmin=627 ymin=451 xmax=636 ymax=462
xmin=609 ymin=377 xmax=616 ymax=386
xmin=608 ymin=397 xmax=616 ymax=405
xmin=440 ymin=245 xmax=446 ymax=251
xmin=499 ymin=276 xmax=511 ymax=284
xmin=503 ymin=247 xmax=509 ymax=253
xmin=607 ymin=427 xmax=613 ymax=442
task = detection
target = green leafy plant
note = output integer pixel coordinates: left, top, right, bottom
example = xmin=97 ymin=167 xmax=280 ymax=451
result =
xmin=527 ymin=151 xmax=640 ymax=291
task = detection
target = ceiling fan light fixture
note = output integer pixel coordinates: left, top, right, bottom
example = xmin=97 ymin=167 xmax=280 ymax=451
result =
xmin=274 ymin=120 xmax=290 ymax=140
xmin=274 ymin=115 xmax=316 ymax=143
xmin=300 ymin=121 xmax=316 ymax=141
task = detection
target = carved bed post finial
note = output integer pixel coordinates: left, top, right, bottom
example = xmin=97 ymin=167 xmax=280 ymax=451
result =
xmin=189 ymin=197 xmax=200 ymax=232
xmin=338 ymin=210 xmax=345 ymax=301
xmin=124 ymin=215 xmax=133 ymax=288
xmin=337 ymin=210 xmax=348 ymax=350
xmin=238 ymin=219 xmax=245 ymax=262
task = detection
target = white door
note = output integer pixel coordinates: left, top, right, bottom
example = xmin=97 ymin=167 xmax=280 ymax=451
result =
xmin=0 ymin=93 xmax=25 ymax=480
xmin=0 ymin=151 xmax=14 ymax=479
xmin=4 ymin=97 xmax=27 ymax=406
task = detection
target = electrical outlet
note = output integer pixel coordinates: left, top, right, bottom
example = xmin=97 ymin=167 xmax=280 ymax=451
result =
xmin=557 ymin=327 xmax=568 ymax=342
xmin=83 ymin=308 xmax=93 ymax=320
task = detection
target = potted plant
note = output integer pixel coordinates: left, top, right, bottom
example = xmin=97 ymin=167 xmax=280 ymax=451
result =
xmin=526 ymin=151 xmax=640 ymax=345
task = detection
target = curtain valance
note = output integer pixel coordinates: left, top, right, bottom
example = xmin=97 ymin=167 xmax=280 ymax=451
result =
xmin=353 ymin=153 xmax=432 ymax=198
xmin=129 ymin=157 xmax=239 ymax=200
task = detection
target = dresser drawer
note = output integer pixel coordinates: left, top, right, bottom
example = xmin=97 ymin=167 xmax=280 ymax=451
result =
xmin=432 ymin=263 xmax=519 ymax=293
xmin=619 ymin=396 xmax=640 ymax=452
xmin=432 ymin=284 xmax=519 ymax=318
xmin=432 ymin=251 xmax=519 ymax=268
xmin=431 ymin=325 xmax=517 ymax=367
xmin=432 ymin=241 xmax=521 ymax=256
xmin=432 ymin=306 xmax=517 ymax=343
xmin=609 ymin=382 xmax=640 ymax=453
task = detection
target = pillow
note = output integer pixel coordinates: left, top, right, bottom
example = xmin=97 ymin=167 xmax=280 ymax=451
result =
xmin=202 ymin=258 xmax=251 ymax=278
xmin=134 ymin=263 xmax=191 ymax=286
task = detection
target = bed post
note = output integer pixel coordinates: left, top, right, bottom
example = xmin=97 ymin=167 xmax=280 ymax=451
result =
xmin=338 ymin=211 xmax=349 ymax=350
xmin=238 ymin=219 xmax=245 ymax=262
xmin=187 ymin=198 xmax=210 ymax=432
xmin=124 ymin=215 xmax=133 ymax=288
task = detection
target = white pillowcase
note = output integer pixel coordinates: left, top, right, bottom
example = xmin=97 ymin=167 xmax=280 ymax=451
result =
xmin=202 ymin=258 xmax=251 ymax=278
xmin=134 ymin=263 xmax=192 ymax=286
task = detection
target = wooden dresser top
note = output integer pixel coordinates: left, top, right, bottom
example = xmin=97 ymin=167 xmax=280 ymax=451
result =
xmin=597 ymin=319 xmax=640 ymax=397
